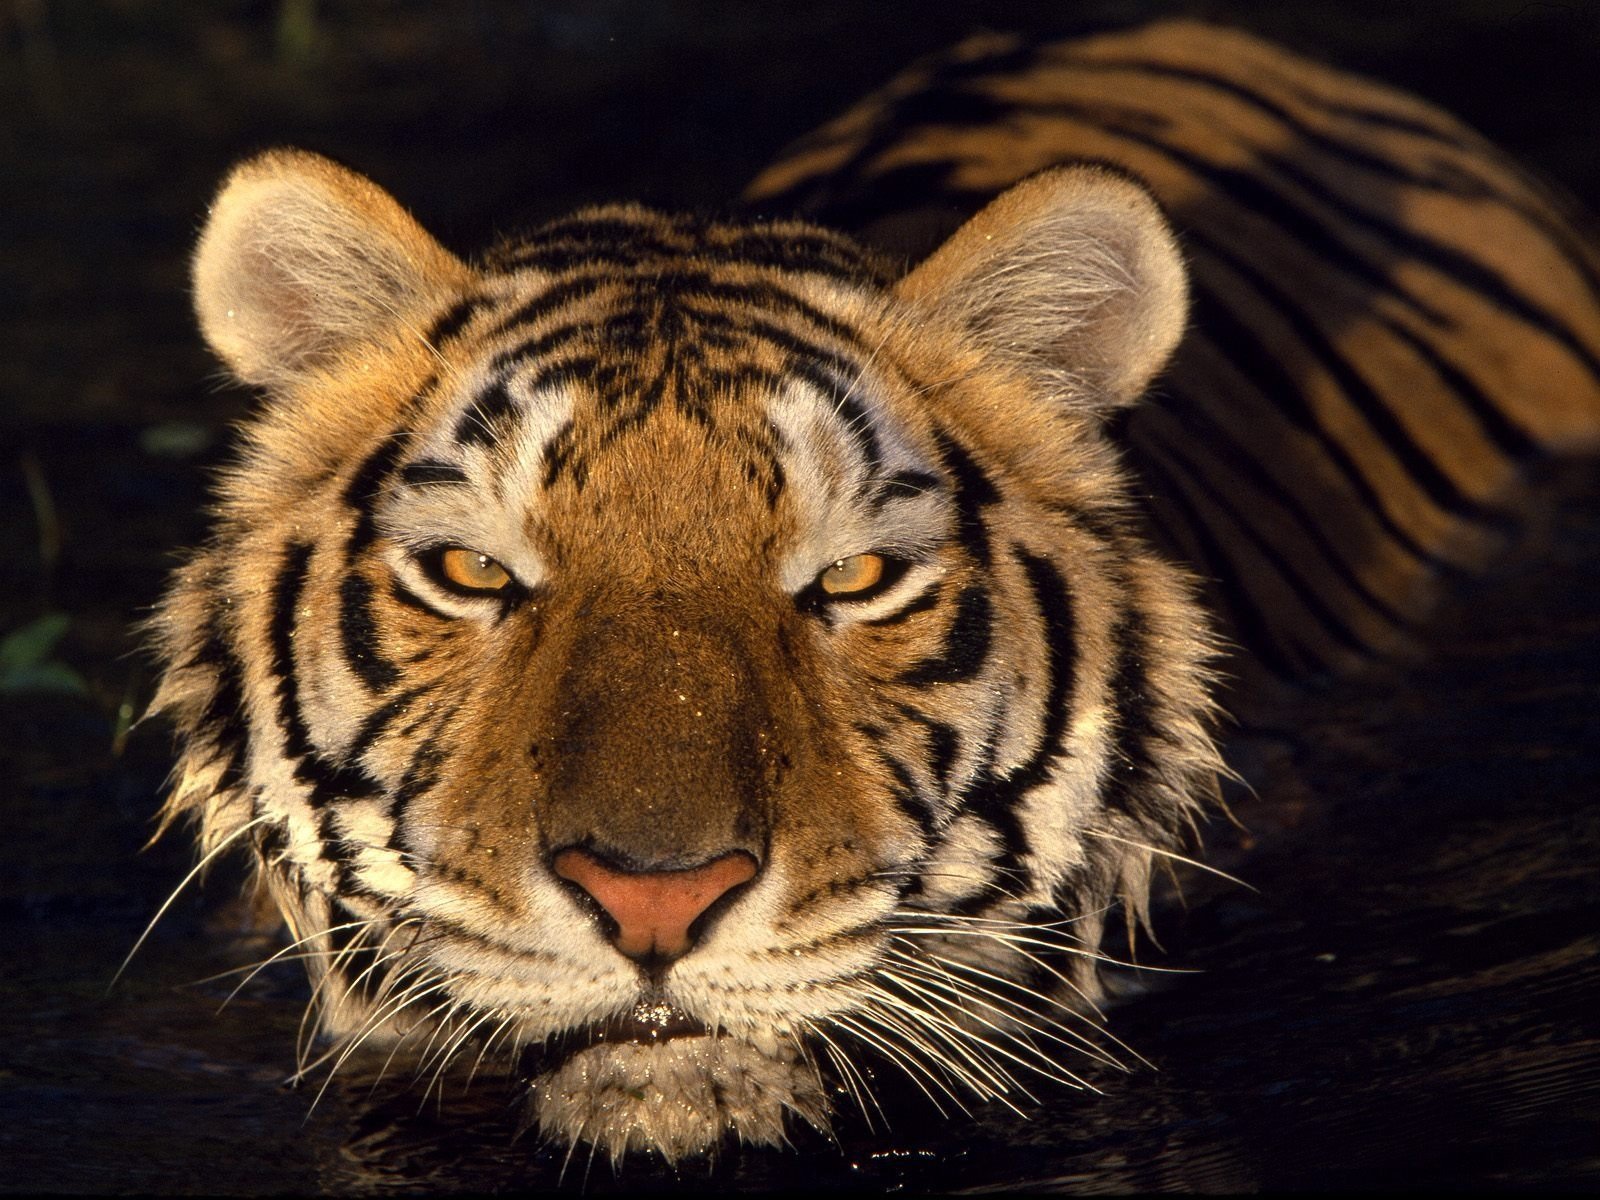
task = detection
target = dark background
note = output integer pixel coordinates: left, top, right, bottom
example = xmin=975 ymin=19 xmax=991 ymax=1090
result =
xmin=3 ymin=1 xmax=1598 ymax=1192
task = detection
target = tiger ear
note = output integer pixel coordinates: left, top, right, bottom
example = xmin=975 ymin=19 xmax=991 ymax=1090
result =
xmin=192 ymin=149 xmax=470 ymax=391
xmin=896 ymin=165 xmax=1188 ymax=409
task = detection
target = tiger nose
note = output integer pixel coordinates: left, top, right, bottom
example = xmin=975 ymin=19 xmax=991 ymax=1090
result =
xmin=551 ymin=848 xmax=759 ymax=962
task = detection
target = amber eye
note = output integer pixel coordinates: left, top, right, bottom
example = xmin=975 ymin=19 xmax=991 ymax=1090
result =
xmin=434 ymin=547 xmax=511 ymax=593
xmin=818 ymin=553 xmax=887 ymax=596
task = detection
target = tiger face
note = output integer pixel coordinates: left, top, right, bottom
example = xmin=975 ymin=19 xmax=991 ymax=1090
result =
xmin=150 ymin=149 xmax=1221 ymax=1161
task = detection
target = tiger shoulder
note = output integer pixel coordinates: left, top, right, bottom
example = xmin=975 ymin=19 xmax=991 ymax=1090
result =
xmin=146 ymin=18 xmax=1600 ymax=1166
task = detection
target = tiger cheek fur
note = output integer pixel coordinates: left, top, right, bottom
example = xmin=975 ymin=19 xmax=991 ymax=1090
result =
xmin=150 ymin=132 xmax=1224 ymax=1160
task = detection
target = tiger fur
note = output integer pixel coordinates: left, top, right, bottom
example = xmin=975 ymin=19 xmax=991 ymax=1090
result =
xmin=148 ymin=20 xmax=1600 ymax=1163
xmin=748 ymin=21 xmax=1600 ymax=683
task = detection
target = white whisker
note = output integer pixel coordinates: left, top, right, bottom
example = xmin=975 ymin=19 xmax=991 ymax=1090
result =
xmin=111 ymin=815 xmax=272 ymax=991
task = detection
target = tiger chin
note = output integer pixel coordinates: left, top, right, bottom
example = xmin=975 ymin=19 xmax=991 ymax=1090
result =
xmin=147 ymin=142 xmax=1222 ymax=1163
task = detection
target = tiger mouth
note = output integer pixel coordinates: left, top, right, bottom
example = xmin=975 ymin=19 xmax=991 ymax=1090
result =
xmin=520 ymin=998 xmax=713 ymax=1078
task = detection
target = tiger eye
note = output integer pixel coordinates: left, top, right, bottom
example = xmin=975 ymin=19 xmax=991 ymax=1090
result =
xmin=819 ymin=554 xmax=885 ymax=596
xmin=439 ymin=547 xmax=511 ymax=592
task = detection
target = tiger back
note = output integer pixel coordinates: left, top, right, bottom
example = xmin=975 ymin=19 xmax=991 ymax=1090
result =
xmin=147 ymin=18 xmax=1600 ymax=1167
xmin=746 ymin=20 xmax=1600 ymax=683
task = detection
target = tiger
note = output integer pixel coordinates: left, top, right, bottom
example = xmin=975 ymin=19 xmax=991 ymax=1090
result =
xmin=146 ymin=19 xmax=1600 ymax=1165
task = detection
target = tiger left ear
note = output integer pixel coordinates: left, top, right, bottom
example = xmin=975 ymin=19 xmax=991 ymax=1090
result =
xmin=192 ymin=149 xmax=471 ymax=392
xmin=896 ymin=165 xmax=1188 ymax=409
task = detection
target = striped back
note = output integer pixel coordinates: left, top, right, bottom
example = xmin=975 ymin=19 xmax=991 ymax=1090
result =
xmin=746 ymin=20 xmax=1600 ymax=681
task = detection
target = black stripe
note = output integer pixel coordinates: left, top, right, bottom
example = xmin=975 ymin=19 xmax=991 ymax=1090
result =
xmin=453 ymin=376 xmax=519 ymax=447
xmin=541 ymin=419 xmax=578 ymax=489
xmin=1189 ymin=228 xmax=1537 ymax=482
xmin=894 ymin=704 xmax=961 ymax=795
xmin=345 ymin=682 xmax=437 ymax=767
xmin=745 ymin=41 xmax=1040 ymax=220
xmin=1314 ymin=99 xmax=1469 ymax=145
xmin=400 ymin=461 xmax=469 ymax=487
xmin=832 ymin=391 xmax=885 ymax=477
xmin=487 ymin=274 xmax=615 ymax=342
xmin=425 ymin=294 xmax=491 ymax=345
xmin=491 ymin=268 xmax=873 ymax=359
xmin=270 ymin=542 xmax=384 ymax=806
xmin=388 ymin=712 xmax=455 ymax=831
xmin=339 ymin=571 xmax=400 ymax=692
xmin=944 ymin=547 xmax=1081 ymax=916
xmin=625 ymin=270 xmax=874 ymax=353
xmin=658 ymin=271 xmax=860 ymax=344
xmin=270 ymin=542 xmax=318 ymax=763
xmin=945 ymin=69 xmax=1600 ymax=331
xmin=519 ymin=354 xmax=601 ymax=397
xmin=1037 ymin=93 xmax=1600 ymax=384
xmin=502 ymin=214 xmax=692 ymax=265
xmin=499 ymin=224 xmax=874 ymax=283
xmin=192 ymin=612 xmax=252 ymax=796
xmin=1153 ymin=387 xmax=1417 ymax=631
xmin=712 ymin=228 xmax=879 ymax=281
xmin=935 ymin=432 xmax=1001 ymax=568
xmin=1376 ymin=313 xmax=1543 ymax=461
xmin=873 ymin=469 xmax=943 ymax=506
xmin=1100 ymin=600 xmax=1169 ymax=830
xmin=900 ymin=585 xmax=992 ymax=686
xmin=489 ymin=320 xmax=591 ymax=373
xmin=1156 ymin=438 xmax=1378 ymax=659
xmin=882 ymin=749 xmax=939 ymax=839
xmin=1058 ymin=56 xmax=1481 ymax=195
xmin=1261 ymin=148 xmax=1600 ymax=383
xmin=1186 ymin=280 xmax=1470 ymax=570
xmin=991 ymin=98 xmax=1451 ymax=325
xmin=1133 ymin=449 xmax=1305 ymax=678
xmin=389 ymin=578 xmax=450 ymax=619
xmin=343 ymin=434 xmax=409 ymax=555
xmin=1007 ymin=547 xmax=1079 ymax=792
xmin=863 ymin=581 xmax=942 ymax=628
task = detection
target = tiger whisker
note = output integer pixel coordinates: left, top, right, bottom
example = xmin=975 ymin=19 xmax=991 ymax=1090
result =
xmin=802 ymin=1017 xmax=883 ymax=1133
xmin=1083 ymin=827 xmax=1257 ymax=892
xmin=853 ymin=980 xmax=1052 ymax=1105
xmin=305 ymin=976 xmax=454 ymax=1114
xmin=890 ymin=920 xmax=1116 ymax=1020
xmin=417 ymin=1001 xmax=504 ymax=1107
xmin=293 ymin=919 xmax=416 ymax=1072
xmin=464 ymin=1011 xmax=519 ymax=1092
xmin=411 ymin=1000 xmax=487 ymax=1111
xmin=367 ymin=988 xmax=459 ymax=1098
xmin=208 ymin=918 xmax=381 ymax=1010
xmin=862 ymin=1004 xmax=1027 ymax=1111
xmin=885 ymin=946 xmax=1127 ymax=1071
xmin=842 ymin=981 xmax=1019 ymax=1102
xmin=111 ymin=814 xmax=272 ymax=991
xmin=293 ymin=920 xmax=427 ymax=1078
xmin=918 ymin=946 xmax=1156 ymax=1071
xmin=825 ymin=1011 xmax=963 ymax=1118
xmin=408 ymin=998 xmax=469 ymax=1092
xmin=876 ymin=960 xmax=1113 ymax=1088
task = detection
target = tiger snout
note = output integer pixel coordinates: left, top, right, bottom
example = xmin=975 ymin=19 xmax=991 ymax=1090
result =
xmin=535 ymin=606 xmax=781 ymax=868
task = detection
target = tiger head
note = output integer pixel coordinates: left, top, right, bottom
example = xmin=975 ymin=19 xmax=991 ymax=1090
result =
xmin=149 ymin=149 xmax=1221 ymax=1161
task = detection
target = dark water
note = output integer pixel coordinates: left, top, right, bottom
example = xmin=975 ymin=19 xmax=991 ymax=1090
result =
xmin=4 ymin=2 xmax=1599 ymax=1192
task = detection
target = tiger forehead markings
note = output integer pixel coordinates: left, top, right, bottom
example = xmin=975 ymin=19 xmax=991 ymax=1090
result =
xmin=146 ymin=18 xmax=1599 ymax=1168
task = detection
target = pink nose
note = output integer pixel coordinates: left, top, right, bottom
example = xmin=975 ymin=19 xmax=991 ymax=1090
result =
xmin=552 ymin=848 xmax=759 ymax=961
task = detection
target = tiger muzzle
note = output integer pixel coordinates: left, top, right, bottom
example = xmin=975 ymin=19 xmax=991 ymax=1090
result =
xmin=536 ymin=606 xmax=780 ymax=960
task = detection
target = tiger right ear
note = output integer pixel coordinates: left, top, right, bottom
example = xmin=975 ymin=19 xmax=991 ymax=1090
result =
xmin=192 ymin=149 xmax=470 ymax=391
xmin=896 ymin=165 xmax=1189 ymax=410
